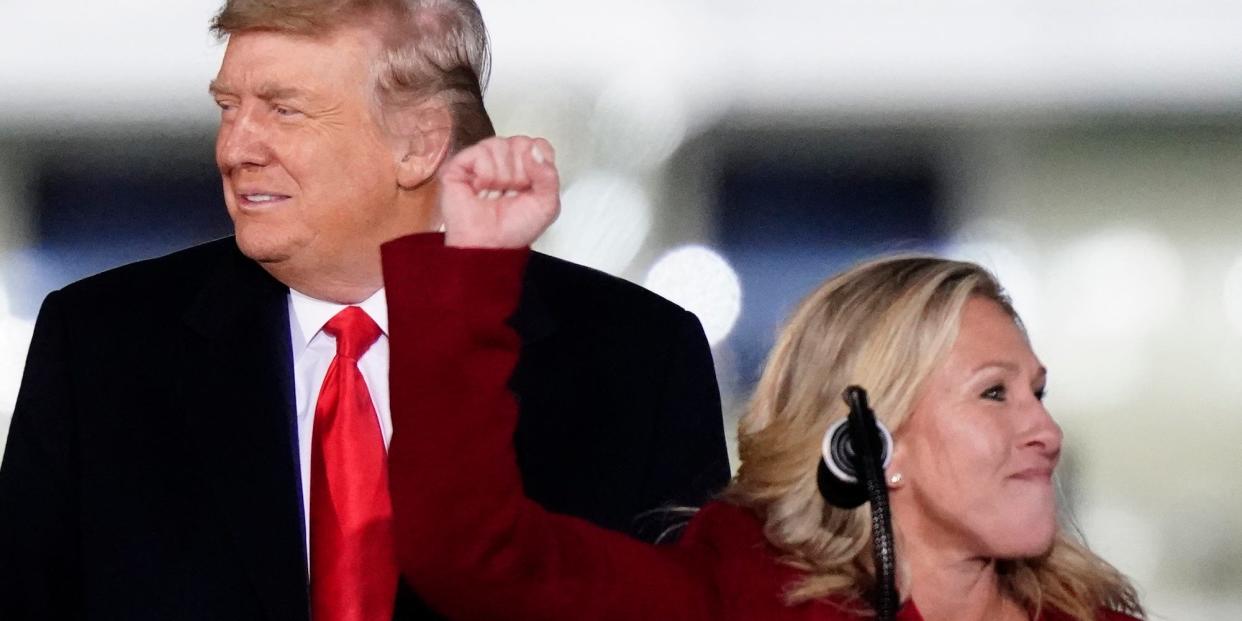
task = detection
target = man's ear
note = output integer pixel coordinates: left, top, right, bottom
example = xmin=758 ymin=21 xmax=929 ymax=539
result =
xmin=388 ymin=101 xmax=453 ymax=190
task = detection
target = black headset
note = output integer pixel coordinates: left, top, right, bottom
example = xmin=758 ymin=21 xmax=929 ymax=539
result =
xmin=817 ymin=388 xmax=894 ymax=508
xmin=817 ymin=386 xmax=899 ymax=621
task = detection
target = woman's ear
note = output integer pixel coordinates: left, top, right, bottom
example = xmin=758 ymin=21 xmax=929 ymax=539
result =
xmin=388 ymin=102 xmax=453 ymax=190
xmin=886 ymin=432 xmax=908 ymax=490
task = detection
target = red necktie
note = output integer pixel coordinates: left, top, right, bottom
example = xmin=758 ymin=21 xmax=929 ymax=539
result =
xmin=310 ymin=306 xmax=397 ymax=621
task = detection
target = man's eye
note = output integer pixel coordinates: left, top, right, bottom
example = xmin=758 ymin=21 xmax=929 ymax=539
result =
xmin=981 ymin=385 xmax=1006 ymax=401
xmin=274 ymin=105 xmax=300 ymax=117
xmin=1034 ymin=387 xmax=1047 ymax=401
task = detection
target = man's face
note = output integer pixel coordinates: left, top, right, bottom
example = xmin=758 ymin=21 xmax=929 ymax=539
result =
xmin=211 ymin=26 xmax=431 ymax=295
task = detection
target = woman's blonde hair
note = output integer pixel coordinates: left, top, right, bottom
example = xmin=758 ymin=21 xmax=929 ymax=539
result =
xmin=724 ymin=255 xmax=1143 ymax=620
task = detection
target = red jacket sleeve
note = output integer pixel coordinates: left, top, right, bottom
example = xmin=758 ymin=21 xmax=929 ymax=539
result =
xmin=381 ymin=234 xmax=719 ymax=621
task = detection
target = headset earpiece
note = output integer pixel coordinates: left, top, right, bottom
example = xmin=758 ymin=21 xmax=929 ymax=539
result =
xmin=817 ymin=391 xmax=893 ymax=509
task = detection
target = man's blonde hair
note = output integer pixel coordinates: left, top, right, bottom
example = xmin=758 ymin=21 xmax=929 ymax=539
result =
xmin=725 ymin=255 xmax=1143 ymax=620
xmin=211 ymin=0 xmax=495 ymax=151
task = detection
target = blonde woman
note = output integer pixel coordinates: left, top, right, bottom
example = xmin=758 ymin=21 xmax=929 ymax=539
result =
xmin=380 ymin=136 xmax=1144 ymax=621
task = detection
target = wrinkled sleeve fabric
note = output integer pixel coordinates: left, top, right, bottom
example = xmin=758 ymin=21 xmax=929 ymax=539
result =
xmin=0 ymin=290 xmax=82 ymax=620
xmin=382 ymin=233 xmax=720 ymax=621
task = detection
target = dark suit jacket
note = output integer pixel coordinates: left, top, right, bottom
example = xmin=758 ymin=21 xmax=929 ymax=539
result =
xmin=0 ymin=236 xmax=729 ymax=621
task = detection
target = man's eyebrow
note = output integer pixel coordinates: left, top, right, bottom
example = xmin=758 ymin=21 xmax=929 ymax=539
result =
xmin=207 ymin=80 xmax=308 ymax=101
xmin=207 ymin=79 xmax=232 ymax=97
xmin=255 ymin=83 xmax=309 ymax=101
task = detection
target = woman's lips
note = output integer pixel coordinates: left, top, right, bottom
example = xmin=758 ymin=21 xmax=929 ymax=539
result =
xmin=1011 ymin=465 xmax=1054 ymax=481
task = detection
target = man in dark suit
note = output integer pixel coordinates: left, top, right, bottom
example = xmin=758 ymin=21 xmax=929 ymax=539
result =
xmin=0 ymin=1 xmax=729 ymax=619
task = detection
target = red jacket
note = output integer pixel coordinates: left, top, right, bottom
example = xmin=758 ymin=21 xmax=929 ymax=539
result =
xmin=381 ymin=235 xmax=1137 ymax=621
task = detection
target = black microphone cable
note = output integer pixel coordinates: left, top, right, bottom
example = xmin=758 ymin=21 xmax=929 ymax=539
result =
xmin=842 ymin=386 xmax=898 ymax=621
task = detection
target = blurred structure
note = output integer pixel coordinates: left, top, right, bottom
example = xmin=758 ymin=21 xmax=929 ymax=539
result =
xmin=3 ymin=1 xmax=1242 ymax=618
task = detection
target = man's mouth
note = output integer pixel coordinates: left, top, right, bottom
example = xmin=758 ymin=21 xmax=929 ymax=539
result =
xmin=239 ymin=193 xmax=291 ymax=208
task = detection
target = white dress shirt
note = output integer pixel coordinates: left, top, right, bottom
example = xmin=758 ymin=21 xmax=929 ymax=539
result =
xmin=287 ymin=287 xmax=392 ymax=562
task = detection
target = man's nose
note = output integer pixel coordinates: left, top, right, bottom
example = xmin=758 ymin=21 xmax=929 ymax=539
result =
xmin=217 ymin=107 xmax=273 ymax=171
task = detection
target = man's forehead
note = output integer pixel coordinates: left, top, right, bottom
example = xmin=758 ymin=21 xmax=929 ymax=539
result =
xmin=209 ymin=28 xmax=381 ymax=97
xmin=219 ymin=24 xmax=383 ymax=63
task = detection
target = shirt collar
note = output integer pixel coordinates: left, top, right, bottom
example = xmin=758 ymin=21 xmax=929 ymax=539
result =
xmin=288 ymin=287 xmax=389 ymax=353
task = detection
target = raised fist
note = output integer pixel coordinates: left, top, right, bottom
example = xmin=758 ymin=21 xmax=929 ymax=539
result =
xmin=438 ymin=135 xmax=560 ymax=249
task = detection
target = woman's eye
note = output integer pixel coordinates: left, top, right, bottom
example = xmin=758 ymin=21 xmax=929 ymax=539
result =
xmin=981 ymin=385 xmax=1006 ymax=401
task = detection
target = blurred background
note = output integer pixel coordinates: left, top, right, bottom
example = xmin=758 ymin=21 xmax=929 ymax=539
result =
xmin=3 ymin=1 xmax=1241 ymax=618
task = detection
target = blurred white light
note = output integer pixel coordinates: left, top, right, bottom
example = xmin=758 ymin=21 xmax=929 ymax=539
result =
xmin=1079 ymin=502 xmax=1161 ymax=589
xmin=590 ymin=70 xmax=689 ymax=172
xmin=1036 ymin=228 xmax=1179 ymax=412
xmin=488 ymin=88 xmax=590 ymax=182
xmin=0 ymin=272 xmax=34 ymax=417
xmin=535 ymin=171 xmax=652 ymax=276
xmin=1221 ymin=254 xmax=1242 ymax=338
xmin=643 ymin=246 xmax=742 ymax=347
xmin=1047 ymin=228 xmax=1182 ymax=340
xmin=1041 ymin=340 xmax=1150 ymax=414
xmin=942 ymin=228 xmax=1042 ymax=341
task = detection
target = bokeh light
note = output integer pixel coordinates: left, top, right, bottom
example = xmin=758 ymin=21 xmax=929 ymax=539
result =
xmin=1079 ymin=502 xmax=1162 ymax=592
xmin=643 ymin=245 xmax=742 ymax=347
xmin=590 ymin=70 xmax=690 ymax=172
xmin=1047 ymin=228 xmax=1183 ymax=340
xmin=0 ymin=267 xmax=35 ymax=453
xmin=535 ymin=171 xmax=652 ymax=276
xmin=942 ymin=223 xmax=1043 ymax=341
xmin=1037 ymin=228 xmax=1181 ymax=413
xmin=1221 ymin=254 xmax=1242 ymax=338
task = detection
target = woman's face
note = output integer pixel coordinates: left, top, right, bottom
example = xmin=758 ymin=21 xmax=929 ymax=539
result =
xmin=891 ymin=297 xmax=1063 ymax=560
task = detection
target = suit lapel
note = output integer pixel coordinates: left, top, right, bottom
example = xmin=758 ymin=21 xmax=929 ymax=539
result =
xmin=179 ymin=241 xmax=308 ymax=621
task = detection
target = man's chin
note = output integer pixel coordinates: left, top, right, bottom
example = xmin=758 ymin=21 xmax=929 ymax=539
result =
xmin=234 ymin=234 xmax=296 ymax=265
